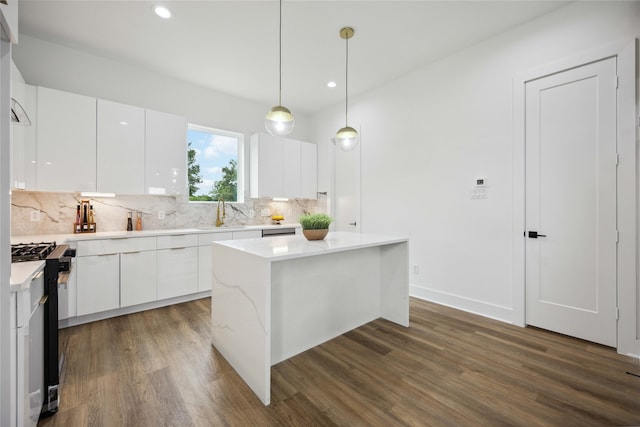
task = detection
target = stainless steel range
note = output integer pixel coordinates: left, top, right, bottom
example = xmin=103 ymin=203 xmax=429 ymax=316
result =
xmin=11 ymin=240 xmax=74 ymax=419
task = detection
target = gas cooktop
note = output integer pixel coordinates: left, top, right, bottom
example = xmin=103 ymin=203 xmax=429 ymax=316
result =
xmin=11 ymin=241 xmax=58 ymax=263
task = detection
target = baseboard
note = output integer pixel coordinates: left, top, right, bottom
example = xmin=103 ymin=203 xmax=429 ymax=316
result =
xmin=59 ymin=291 xmax=212 ymax=328
xmin=409 ymin=284 xmax=514 ymax=325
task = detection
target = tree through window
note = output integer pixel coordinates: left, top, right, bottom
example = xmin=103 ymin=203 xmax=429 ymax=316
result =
xmin=187 ymin=124 xmax=242 ymax=202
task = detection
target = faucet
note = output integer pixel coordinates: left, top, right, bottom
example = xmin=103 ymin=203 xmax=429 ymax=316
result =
xmin=215 ymin=198 xmax=226 ymax=227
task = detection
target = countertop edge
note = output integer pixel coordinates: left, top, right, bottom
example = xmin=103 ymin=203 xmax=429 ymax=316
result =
xmin=10 ymin=260 xmax=45 ymax=292
xmin=213 ymin=232 xmax=409 ymax=262
xmin=11 ymin=223 xmax=302 ymax=244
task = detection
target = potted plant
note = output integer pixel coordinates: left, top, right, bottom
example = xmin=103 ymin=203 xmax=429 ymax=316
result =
xmin=299 ymin=213 xmax=333 ymax=240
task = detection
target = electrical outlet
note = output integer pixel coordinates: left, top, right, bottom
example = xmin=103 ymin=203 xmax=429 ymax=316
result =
xmin=248 ymin=209 xmax=255 ymax=218
xmin=261 ymin=208 xmax=271 ymax=217
xmin=158 ymin=210 xmax=165 ymax=220
xmin=30 ymin=210 xmax=40 ymax=222
xmin=412 ymin=264 xmax=419 ymax=274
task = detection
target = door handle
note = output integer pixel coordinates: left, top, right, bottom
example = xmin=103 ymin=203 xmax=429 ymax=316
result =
xmin=528 ymin=231 xmax=547 ymax=238
xmin=349 ymin=221 xmax=357 ymax=226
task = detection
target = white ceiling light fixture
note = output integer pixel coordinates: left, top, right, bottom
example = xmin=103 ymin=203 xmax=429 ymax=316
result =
xmin=327 ymin=81 xmax=337 ymax=88
xmin=336 ymin=27 xmax=358 ymax=152
xmin=154 ymin=5 xmax=172 ymax=19
xmin=265 ymin=0 xmax=294 ymax=136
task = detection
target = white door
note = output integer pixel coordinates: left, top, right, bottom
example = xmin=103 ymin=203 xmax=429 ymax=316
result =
xmin=332 ymin=138 xmax=360 ymax=232
xmin=525 ymin=57 xmax=617 ymax=347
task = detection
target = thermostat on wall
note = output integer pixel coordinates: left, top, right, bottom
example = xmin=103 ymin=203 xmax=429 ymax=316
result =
xmin=475 ymin=177 xmax=487 ymax=187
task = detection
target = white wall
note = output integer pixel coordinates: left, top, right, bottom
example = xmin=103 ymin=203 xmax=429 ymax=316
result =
xmin=311 ymin=1 xmax=640 ymax=355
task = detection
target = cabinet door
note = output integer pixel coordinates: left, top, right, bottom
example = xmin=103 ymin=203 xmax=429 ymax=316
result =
xmin=250 ymin=132 xmax=283 ymax=198
xmin=283 ymin=138 xmax=301 ymax=198
xmin=300 ymin=141 xmax=317 ymax=199
xmin=121 ymin=251 xmax=157 ymax=307
xmin=97 ymin=100 xmax=145 ymax=194
xmin=145 ymin=109 xmax=187 ymax=195
xmin=198 ymin=245 xmax=213 ymax=292
xmin=197 ymin=232 xmax=232 ymax=292
xmin=76 ymin=254 xmax=120 ymax=316
xmin=157 ymin=247 xmax=198 ymax=299
xmin=11 ymin=78 xmax=27 ymax=189
xmin=37 ymin=87 xmax=97 ymax=192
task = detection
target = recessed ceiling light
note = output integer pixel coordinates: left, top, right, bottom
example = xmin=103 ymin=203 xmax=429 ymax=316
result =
xmin=327 ymin=81 xmax=337 ymax=88
xmin=154 ymin=5 xmax=172 ymax=19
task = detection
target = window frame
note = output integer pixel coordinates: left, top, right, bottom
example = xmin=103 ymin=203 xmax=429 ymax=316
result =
xmin=187 ymin=123 xmax=245 ymax=203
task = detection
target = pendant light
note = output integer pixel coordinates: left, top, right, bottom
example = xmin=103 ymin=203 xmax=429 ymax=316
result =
xmin=265 ymin=0 xmax=295 ymax=136
xmin=336 ymin=27 xmax=358 ymax=151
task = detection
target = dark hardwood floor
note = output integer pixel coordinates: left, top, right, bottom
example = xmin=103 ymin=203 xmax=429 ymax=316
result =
xmin=39 ymin=297 xmax=640 ymax=427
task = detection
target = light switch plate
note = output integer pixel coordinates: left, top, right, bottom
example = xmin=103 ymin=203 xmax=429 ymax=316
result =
xmin=30 ymin=210 xmax=40 ymax=222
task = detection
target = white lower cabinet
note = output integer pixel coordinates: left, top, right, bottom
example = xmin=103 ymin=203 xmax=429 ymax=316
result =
xmin=157 ymin=247 xmax=198 ymax=299
xmin=76 ymin=253 xmax=120 ymax=316
xmin=76 ymin=237 xmax=156 ymax=316
xmin=121 ymin=250 xmax=157 ymax=307
xmin=157 ymin=234 xmax=198 ymax=299
xmin=197 ymin=232 xmax=232 ymax=292
xmin=72 ymin=229 xmax=277 ymax=320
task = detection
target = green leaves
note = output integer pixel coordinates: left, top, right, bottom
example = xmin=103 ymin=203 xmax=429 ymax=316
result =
xmin=299 ymin=213 xmax=333 ymax=230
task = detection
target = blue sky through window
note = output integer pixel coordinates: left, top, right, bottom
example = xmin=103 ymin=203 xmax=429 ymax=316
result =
xmin=187 ymin=127 xmax=238 ymax=198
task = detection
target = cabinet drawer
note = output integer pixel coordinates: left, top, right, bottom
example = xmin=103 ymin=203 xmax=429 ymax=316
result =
xmin=157 ymin=234 xmax=198 ymax=249
xmin=76 ymin=237 xmax=156 ymax=256
xmin=197 ymin=232 xmax=233 ymax=246
xmin=232 ymin=230 xmax=262 ymax=240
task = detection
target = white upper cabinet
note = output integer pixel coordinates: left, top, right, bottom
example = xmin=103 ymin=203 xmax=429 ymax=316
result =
xmin=299 ymin=141 xmax=317 ymax=199
xmin=145 ymin=109 xmax=187 ymax=195
xmin=11 ymin=80 xmax=37 ymax=190
xmin=250 ymin=132 xmax=317 ymax=199
xmin=97 ymin=99 xmax=145 ymax=194
xmin=250 ymin=132 xmax=283 ymax=198
xmin=36 ymin=86 xmax=97 ymax=192
xmin=282 ymin=138 xmax=300 ymax=199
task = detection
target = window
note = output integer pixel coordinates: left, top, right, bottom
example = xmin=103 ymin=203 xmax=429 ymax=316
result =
xmin=187 ymin=124 xmax=244 ymax=202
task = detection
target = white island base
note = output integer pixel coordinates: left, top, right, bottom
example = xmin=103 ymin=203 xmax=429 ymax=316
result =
xmin=211 ymin=231 xmax=409 ymax=405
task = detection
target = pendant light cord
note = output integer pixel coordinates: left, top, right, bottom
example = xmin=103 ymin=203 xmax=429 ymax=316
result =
xmin=344 ymin=33 xmax=349 ymax=126
xmin=278 ymin=0 xmax=282 ymax=106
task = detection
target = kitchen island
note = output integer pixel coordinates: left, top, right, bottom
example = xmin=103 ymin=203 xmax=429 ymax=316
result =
xmin=211 ymin=231 xmax=409 ymax=405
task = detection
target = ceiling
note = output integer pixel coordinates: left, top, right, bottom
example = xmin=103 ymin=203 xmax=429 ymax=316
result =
xmin=18 ymin=1 xmax=570 ymax=115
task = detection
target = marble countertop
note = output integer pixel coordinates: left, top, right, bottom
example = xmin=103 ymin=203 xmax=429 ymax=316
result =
xmin=10 ymin=260 xmax=45 ymax=292
xmin=213 ymin=231 xmax=409 ymax=261
xmin=11 ymin=223 xmax=301 ymax=245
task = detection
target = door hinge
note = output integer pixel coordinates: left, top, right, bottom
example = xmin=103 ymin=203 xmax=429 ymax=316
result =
xmin=616 ymin=153 xmax=619 ymax=166
xmin=615 ymin=230 xmax=620 ymax=243
xmin=616 ymin=307 xmax=620 ymax=320
xmin=615 ymin=76 xmax=619 ymax=89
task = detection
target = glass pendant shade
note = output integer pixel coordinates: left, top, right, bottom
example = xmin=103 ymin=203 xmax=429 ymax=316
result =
xmin=336 ymin=126 xmax=358 ymax=151
xmin=265 ymin=105 xmax=295 ymax=136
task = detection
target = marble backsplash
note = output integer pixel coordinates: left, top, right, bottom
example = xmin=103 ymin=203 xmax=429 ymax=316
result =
xmin=11 ymin=190 xmax=326 ymax=236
